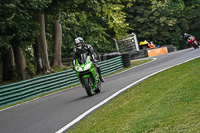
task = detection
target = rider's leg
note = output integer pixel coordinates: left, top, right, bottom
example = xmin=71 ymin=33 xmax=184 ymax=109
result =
xmin=93 ymin=63 xmax=105 ymax=82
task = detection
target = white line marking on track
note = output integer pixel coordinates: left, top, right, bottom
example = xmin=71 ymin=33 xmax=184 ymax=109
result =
xmin=56 ymin=56 xmax=200 ymax=133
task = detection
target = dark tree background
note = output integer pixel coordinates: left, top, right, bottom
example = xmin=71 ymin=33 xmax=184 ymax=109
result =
xmin=0 ymin=0 xmax=200 ymax=82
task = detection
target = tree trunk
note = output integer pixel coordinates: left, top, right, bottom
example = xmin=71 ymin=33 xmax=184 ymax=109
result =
xmin=35 ymin=13 xmax=53 ymax=74
xmin=34 ymin=38 xmax=43 ymax=73
xmin=52 ymin=14 xmax=63 ymax=68
xmin=12 ymin=45 xmax=27 ymax=80
xmin=2 ymin=46 xmax=15 ymax=81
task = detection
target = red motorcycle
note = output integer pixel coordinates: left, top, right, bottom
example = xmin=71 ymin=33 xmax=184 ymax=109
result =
xmin=187 ymin=36 xmax=199 ymax=49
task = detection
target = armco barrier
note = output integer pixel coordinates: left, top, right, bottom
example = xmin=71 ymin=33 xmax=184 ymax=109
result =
xmin=0 ymin=70 xmax=79 ymax=107
xmin=0 ymin=56 xmax=124 ymax=108
xmin=99 ymin=56 xmax=124 ymax=75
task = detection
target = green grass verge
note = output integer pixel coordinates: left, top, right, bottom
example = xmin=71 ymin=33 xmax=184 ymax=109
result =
xmin=68 ymin=58 xmax=200 ymax=133
xmin=0 ymin=59 xmax=153 ymax=110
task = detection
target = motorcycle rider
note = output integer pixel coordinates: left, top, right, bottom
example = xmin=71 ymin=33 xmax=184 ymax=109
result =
xmin=184 ymin=33 xmax=192 ymax=47
xmin=72 ymin=37 xmax=105 ymax=82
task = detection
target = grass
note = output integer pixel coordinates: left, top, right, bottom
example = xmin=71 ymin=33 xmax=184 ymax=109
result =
xmin=0 ymin=59 xmax=153 ymax=110
xmin=68 ymin=58 xmax=200 ymax=133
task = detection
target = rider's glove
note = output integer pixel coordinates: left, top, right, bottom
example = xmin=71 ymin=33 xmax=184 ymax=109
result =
xmin=91 ymin=55 xmax=96 ymax=62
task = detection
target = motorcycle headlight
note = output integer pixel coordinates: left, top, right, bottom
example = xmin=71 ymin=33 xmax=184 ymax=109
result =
xmin=75 ymin=66 xmax=82 ymax=72
xmin=84 ymin=63 xmax=91 ymax=71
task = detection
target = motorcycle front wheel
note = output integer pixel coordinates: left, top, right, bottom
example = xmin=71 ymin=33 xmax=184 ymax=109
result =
xmin=83 ymin=77 xmax=94 ymax=96
xmin=192 ymin=42 xmax=199 ymax=49
xmin=94 ymin=80 xmax=101 ymax=93
xmin=195 ymin=44 xmax=199 ymax=49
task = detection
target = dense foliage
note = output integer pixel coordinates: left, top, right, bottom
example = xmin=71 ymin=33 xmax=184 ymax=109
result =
xmin=0 ymin=0 xmax=200 ymax=82
xmin=124 ymin=0 xmax=200 ymax=49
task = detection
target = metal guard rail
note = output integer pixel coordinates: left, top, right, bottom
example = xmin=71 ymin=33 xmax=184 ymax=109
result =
xmin=0 ymin=56 xmax=125 ymax=108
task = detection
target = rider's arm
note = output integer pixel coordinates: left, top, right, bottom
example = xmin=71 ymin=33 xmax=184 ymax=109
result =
xmin=72 ymin=48 xmax=77 ymax=67
xmin=88 ymin=45 xmax=96 ymax=61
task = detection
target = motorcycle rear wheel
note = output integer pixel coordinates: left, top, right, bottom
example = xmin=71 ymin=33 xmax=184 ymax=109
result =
xmin=83 ymin=77 xmax=94 ymax=96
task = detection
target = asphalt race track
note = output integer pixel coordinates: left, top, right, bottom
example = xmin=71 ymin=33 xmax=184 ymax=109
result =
xmin=0 ymin=48 xmax=200 ymax=133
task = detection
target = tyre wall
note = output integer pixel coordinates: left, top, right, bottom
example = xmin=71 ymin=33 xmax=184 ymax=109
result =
xmin=130 ymin=49 xmax=148 ymax=60
xmin=122 ymin=53 xmax=131 ymax=68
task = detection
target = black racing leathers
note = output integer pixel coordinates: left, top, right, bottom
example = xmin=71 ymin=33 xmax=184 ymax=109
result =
xmin=72 ymin=44 xmax=104 ymax=82
xmin=72 ymin=44 xmax=96 ymax=66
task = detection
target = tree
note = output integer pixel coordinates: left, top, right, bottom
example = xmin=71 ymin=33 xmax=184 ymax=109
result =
xmin=60 ymin=0 xmax=132 ymax=57
xmin=182 ymin=0 xmax=200 ymax=40
xmin=27 ymin=0 xmax=53 ymax=74
xmin=12 ymin=45 xmax=27 ymax=80
xmin=0 ymin=1 xmax=37 ymax=80
xmin=0 ymin=0 xmax=52 ymax=80
xmin=99 ymin=0 xmax=131 ymax=38
xmin=123 ymin=0 xmax=200 ymax=49
xmin=46 ymin=0 xmax=64 ymax=68
xmin=35 ymin=13 xmax=53 ymax=73
xmin=124 ymin=0 xmax=177 ymax=44
xmin=52 ymin=13 xmax=63 ymax=68
xmin=1 ymin=46 xmax=15 ymax=81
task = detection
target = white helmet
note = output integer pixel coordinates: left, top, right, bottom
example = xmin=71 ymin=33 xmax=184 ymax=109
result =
xmin=75 ymin=37 xmax=84 ymax=50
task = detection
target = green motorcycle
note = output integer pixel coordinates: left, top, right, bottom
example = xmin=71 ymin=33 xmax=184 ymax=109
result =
xmin=74 ymin=54 xmax=101 ymax=96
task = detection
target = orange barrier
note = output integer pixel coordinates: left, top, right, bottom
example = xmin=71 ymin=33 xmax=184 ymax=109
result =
xmin=147 ymin=47 xmax=168 ymax=57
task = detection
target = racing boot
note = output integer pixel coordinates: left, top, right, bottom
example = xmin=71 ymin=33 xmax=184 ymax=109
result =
xmin=99 ymin=75 xmax=105 ymax=82
xmin=97 ymin=67 xmax=105 ymax=82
